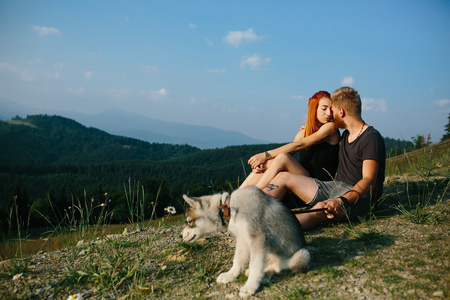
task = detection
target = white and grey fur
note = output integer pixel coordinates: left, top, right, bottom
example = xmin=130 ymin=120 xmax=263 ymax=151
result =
xmin=181 ymin=186 xmax=310 ymax=297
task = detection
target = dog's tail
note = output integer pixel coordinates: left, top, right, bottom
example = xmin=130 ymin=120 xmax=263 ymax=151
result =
xmin=287 ymin=248 xmax=310 ymax=273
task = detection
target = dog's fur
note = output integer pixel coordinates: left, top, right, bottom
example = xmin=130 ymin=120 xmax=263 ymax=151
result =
xmin=181 ymin=186 xmax=310 ymax=297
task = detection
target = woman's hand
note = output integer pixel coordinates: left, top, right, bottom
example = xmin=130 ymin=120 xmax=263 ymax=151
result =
xmin=252 ymin=165 xmax=267 ymax=173
xmin=248 ymin=153 xmax=267 ymax=169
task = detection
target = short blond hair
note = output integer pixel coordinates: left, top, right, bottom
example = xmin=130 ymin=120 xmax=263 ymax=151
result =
xmin=331 ymin=87 xmax=361 ymax=117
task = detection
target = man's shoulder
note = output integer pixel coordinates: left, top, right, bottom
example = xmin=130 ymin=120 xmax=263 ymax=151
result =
xmin=365 ymin=127 xmax=384 ymax=142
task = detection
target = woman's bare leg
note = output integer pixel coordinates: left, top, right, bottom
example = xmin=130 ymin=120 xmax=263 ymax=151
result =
xmin=240 ymin=160 xmax=274 ymax=188
xmin=240 ymin=172 xmax=263 ymax=188
xmin=256 ymin=153 xmax=309 ymax=190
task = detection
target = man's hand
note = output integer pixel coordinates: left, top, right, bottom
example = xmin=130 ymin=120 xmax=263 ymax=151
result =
xmin=324 ymin=199 xmax=346 ymax=219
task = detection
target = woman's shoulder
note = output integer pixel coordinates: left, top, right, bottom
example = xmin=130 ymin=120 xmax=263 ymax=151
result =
xmin=320 ymin=122 xmax=340 ymax=137
xmin=320 ymin=122 xmax=337 ymax=130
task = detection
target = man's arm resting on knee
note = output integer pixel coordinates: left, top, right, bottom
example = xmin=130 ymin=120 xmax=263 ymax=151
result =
xmin=328 ymin=159 xmax=380 ymax=214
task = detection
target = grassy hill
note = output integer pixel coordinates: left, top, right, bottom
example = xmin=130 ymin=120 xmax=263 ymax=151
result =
xmin=385 ymin=138 xmax=450 ymax=178
xmin=0 ymin=134 xmax=448 ymax=299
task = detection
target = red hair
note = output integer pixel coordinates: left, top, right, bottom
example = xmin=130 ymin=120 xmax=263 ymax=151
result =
xmin=304 ymin=91 xmax=331 ymax=137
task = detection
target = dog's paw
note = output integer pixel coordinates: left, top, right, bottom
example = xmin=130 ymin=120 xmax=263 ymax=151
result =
xmin=217 ymin=272 xmax=237 ymax=284
xmin=239 ymin=283 xmax=258 ymax=298
xmin=244 ymin=268 xmax=250 ymax=277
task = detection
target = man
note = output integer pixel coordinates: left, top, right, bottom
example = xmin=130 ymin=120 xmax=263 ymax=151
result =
xmin=264 ymin=87 xmax=385 ymax=230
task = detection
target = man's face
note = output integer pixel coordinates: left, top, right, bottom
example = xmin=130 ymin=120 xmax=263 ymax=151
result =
xmin=332 ymin=105 xmax=346 ymax=129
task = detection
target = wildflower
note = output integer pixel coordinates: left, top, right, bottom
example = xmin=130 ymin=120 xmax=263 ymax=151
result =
xmin=104 ymin=192 xmax=108 ymax=196
xmin=67 ymin=293 xmax=82 ymax=300
xmin=164 ymin=206 xmax=176 ymax=215
xmin=13 ymin=273 xmax=23 ymax=280
xmin=100 ymin=203 xmax=105 ymax=207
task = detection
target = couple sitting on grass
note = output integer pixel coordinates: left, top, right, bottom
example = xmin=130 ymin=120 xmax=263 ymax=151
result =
xmin=241 ymin=87 xmax=386 ymax=231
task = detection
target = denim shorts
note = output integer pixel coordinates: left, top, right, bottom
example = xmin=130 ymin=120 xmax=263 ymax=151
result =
xmin=308 ymin=179 xmax=372 ymax=219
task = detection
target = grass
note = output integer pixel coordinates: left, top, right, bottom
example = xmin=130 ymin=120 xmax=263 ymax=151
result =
xmin=0 ymin=140 xmax=449 ymax=299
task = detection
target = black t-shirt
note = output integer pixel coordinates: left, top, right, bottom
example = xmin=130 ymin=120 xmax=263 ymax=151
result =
xmin=336 ymin=126 xmax=386 ymax=199
xmin=298 ymin=142 xmax=339 ymax=181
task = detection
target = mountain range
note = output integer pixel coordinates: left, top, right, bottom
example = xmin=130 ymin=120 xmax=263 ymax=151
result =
xmin=0 ymin=99 xmax=267 ymax=149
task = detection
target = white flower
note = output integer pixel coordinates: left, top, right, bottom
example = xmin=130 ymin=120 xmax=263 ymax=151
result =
xmin=164 ymin=206 xmax=176 ymax=215
xmin=13 ymin=273 xmax=23 ymax=280
xmin=67 ymin=293 xmax=82 ymax=300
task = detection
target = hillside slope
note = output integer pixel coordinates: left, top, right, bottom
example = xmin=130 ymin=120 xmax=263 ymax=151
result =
xmin=0 ymin=115 xmax=201 ymax=164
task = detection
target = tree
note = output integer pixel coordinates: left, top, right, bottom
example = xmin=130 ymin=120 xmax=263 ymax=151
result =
xmin=442 ymin=113 xmax=450 ymax=141
xmin=411 ymin=133 xmax=432 ymax=149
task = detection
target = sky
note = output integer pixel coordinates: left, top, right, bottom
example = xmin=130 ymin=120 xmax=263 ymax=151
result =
xmin=1 ymin=0 xmax=449 ymax=144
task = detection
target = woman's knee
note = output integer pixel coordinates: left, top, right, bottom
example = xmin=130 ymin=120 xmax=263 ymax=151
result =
xmin=272 ymin=153 xmax=291 ymax=167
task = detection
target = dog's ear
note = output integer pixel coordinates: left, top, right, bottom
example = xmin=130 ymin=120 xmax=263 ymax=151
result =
xmin=183 ymin=194 xmax=201 ymax=209
xmin=221 ymin=192 xmax=229 ymax=204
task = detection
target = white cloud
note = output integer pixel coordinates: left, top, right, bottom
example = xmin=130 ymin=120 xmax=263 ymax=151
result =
xmin=0 ymin=62 xmax=63 ymax=82
xmin=31 ymin=25 xmax=60 ymax=37
xmin=67 ymin=87 xmax=85 ymax=96
xmin=0 ymin=62 xmax=34 ymax=81
xmin=90 ymin=51 xmax=103 ymax=56
xmin=204 ymin=37 xmax=214 ymax=47
xmin=189 ymin=23 xmax=196 ymax=29
xmin=207 ymin=69 xmax=225 ymax=74
xmin=28 ymin=58 xmax=42 ymax=64
xmin=189 ymin=97 xmax=207 ymax=104
xmin=223 ymin=28 xmax=262 ymax=47
xmin=106 ymin=88 xmax=169 ymax=101
xmin=151 ymin=88 xmax=168 ymax=97
xmin=142 ymin=65 xmax=159 ymax=72
xmin=105 ymin=89 xmax=133 ymax=99
xmin=54 ymin=63 xmax=64 ymax=68
xmin=240 ymin=54 xmax=271 ymax=70
xmin=433 ymin=99 xmax=450 ymax=107
xmin=138 ymin=88 xmax=169 ymax=100
xmin=84 ymin=71 xmax=93 ymax=79
xmin=293 ymin=95 xmax=304 ymax=100
xmin=362 ymin=97 xmax=387 ymax=112
xmin=341 ymin=76 xmax=354 ymax=86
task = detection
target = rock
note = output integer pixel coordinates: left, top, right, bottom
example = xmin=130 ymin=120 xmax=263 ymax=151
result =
xmin=432 ymin=291 xmax=444 ymax=297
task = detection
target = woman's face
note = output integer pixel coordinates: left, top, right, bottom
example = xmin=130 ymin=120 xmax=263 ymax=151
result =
xmin=316 ymin=97 xmax=333 ymax=124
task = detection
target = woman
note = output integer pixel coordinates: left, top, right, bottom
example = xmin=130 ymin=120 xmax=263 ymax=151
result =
xmin=240 ymin=91 xmax=340 ymax=190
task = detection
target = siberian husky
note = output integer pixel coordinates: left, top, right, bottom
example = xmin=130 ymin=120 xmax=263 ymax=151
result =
xmin=181 ymin=186 xmax=310 ymax=297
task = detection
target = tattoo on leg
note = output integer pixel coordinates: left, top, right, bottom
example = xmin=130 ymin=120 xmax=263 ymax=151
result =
xmin=265 ymin=184 xmax=279 ymax=191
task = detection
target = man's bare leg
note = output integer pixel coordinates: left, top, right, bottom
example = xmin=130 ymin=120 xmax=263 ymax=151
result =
xmin=263 ymin=172 xmax=330 ymax=231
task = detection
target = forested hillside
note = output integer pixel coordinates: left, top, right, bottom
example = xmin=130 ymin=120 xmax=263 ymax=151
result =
xmin=0 ymin=114 xmax=414 ymax=229
xmin=0 ymin=115 xmax=201 ymax=164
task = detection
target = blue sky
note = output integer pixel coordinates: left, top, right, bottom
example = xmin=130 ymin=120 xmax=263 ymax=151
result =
xmin=1 ymin=0 xmax=449 ymax=144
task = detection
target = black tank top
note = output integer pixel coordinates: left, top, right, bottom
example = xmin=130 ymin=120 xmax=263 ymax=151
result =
xmin=298 ymin=142 xmax=339 ymax=181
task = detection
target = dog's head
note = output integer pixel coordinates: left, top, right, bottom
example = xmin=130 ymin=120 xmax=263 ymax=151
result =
xmin=181 ymin=193 xmax=229 ymax=243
